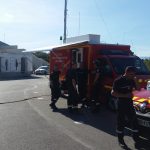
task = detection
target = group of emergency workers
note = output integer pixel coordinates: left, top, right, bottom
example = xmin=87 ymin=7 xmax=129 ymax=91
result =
xmin=49 ymin=62 xmax=142 ymax=148
xmin=49 ymin=63 xmax=87 ymax=111
xmin=49 ymin=61 xmax=103 ymax=112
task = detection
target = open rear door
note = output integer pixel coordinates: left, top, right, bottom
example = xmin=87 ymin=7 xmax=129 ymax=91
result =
xmin=71 ymin=48 xmax=83 ymax=67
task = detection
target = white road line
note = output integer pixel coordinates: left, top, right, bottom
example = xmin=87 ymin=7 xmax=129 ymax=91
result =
xmin=37 ymin=97 xmax=44 ymax=100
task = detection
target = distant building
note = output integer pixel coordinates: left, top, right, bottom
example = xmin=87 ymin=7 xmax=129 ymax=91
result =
xmin=0 ymin=41 xmax=32 ymax=78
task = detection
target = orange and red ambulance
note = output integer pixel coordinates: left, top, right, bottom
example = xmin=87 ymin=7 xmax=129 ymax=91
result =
xmin=49 ymin=34 xmax=150 ymax=128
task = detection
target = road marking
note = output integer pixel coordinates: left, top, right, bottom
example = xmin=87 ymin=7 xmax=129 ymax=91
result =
xmin=34 ymin=92 xmax=38 ymax=93
xmin=28 ymin=101 xmax=92 ymax=150
xmin=37 ymin=97 xmax=44 ymax=100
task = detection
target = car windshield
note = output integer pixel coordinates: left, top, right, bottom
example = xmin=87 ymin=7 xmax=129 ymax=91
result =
xmin=109 ymin=57 xmax=150 ymax=75
xmin=39 ymin=66 xmax=48 ymax=70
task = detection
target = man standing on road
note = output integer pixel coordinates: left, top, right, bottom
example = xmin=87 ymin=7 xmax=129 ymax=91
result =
xmin=49 ymin=64 xmax=61 ymax=110
xmin=111 ymin=66 xmax=140 ymax=147
xmin=66 ymin=63 xmax=79 ymax=113
xmin=91 ymin=60 xmax=104 ymax=113
xmin=76 ymin=62 xmax=88 ymax=108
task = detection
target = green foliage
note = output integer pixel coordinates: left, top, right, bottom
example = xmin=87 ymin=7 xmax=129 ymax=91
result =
xmin=33 ymin=52 xmax=49 ymax=62
xmin=144 ymin=59 xmax=150 ymax=71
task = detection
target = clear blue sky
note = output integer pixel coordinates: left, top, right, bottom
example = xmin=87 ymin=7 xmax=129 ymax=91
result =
xmin=0 ymin=0 xmax=150 ymax=57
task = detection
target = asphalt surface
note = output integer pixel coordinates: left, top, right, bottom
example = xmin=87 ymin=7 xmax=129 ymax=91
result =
xmin=0 ymin=75 xmax=150 ymax=150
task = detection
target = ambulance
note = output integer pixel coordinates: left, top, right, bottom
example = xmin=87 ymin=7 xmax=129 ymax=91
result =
xmin=133 ymin=82 xmax=150 ymax=128
xmin=49 ymin=34 xmax=150 ymax=128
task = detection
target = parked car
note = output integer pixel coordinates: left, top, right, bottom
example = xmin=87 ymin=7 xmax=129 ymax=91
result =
xmin=34 ymin=66 xmax=49 ymax=75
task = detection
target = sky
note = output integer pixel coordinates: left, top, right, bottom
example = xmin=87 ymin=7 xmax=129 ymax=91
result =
xmin=0 ymin=0 xmax=150 ymax=57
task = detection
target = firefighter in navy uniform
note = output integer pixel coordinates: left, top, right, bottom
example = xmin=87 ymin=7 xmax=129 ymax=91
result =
xmin=76 ymin=62 xmax=88 ymax=108
xmin=111 ymin=66 xmax=140 ymax=147
xmin=49 ymin=64 xmax=61 ymax=110
xmin=66 ymin=63 xmax=79 ymax=113
xmin=91 ymin=60 xmax=104 ymax=113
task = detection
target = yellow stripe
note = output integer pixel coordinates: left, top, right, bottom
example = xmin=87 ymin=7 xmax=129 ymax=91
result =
xmin=136 ymin=98 xmax=147 ymax=102
xmin=134 ymin=101 xmax=140 ymax=104
xmin=133 ymin=96 xmax=139 ymax=100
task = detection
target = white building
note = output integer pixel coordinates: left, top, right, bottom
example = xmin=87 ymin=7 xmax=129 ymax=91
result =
xmin=0 ymin=41 xmax=32 ymax=78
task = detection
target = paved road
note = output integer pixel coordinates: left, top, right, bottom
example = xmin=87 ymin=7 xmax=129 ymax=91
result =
xmin=0 ymin=75 xmax=150 ymax=150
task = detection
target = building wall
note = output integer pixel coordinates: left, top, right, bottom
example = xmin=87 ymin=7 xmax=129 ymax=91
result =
xmin=0 ymin=42 xmax=33 ymax=79
xmin=0 ymin=52 xmax=32 ymax=78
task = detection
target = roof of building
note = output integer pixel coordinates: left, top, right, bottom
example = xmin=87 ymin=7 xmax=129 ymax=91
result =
xmin=0 ymin=41 xmax=9 ymax=47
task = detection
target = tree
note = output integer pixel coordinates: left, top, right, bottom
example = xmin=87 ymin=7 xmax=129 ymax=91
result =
xmin=144 ymin=59 xmax=150 ymax=71
xmin=33 ymin=52 xmax=49 ymax=62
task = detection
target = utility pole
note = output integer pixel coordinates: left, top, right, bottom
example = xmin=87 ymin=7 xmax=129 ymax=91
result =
xmin=63 ymin=0 xmax=67 ymax=43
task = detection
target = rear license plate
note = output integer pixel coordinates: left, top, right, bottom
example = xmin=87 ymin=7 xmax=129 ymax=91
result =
xmin=138 ymin=118 xmax=150 ymax=128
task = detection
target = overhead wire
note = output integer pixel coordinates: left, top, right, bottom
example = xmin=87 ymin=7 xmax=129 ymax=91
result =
xmin=93 ymin=0 xmax=113 ymax=41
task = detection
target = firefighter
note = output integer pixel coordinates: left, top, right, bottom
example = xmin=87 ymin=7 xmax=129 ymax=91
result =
xmin=91 ymin=60 xmax=104 ymax=113
xmin=49 ymin=64 xmax=61 ymax=110
xmin=76 ymin=62 xmax=88 ymax=108
xmin=111 ymin=66 xmax=140 ymax=147
xmin=66 ymin=63 xmax=79 ymax=113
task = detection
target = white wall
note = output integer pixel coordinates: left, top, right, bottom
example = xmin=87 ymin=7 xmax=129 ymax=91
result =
xmin=0 ymin=53 xmax=32 ymax=73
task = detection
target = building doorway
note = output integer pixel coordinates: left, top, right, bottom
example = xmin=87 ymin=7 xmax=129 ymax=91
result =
xmin=21 ymin=57 xmax=26 ymax=73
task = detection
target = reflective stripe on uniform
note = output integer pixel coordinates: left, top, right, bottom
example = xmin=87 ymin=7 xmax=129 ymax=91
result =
xmin=132 ymin=129 xmax=139 ymax=133
xmin=96 ymin=103 xmax=100 ymax=105
xmin=116 ymin=130 xmax=123 ymax=134
xmin=82 ymin=98 xmax=86 ymax=101
xmin=73 ymin=106 xmax=78 ymax=108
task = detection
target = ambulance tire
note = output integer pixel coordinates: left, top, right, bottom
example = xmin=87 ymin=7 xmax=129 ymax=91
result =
xmin=107 ymin=95 xmax=118 ymax=112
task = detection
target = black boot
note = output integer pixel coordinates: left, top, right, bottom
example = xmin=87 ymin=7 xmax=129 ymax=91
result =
xmin=49 ymin=102 xmax=58 ymax=110
xmin=81 ymin=98 xmax=87 ymax=108
xmin=91 ymin=101 xmax=97 ymax=113
xmin=118 ymin=133 xmax=126 ymax=147
xmin=68 ymin=107 xmax=73 ymax=113
xmin=133 ymin=132 xmax=140 ymax=143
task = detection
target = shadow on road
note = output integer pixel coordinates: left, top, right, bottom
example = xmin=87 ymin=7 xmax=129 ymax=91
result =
xmin=0 ymin=75 xmax=45 ymax=81
xmin=53 ymin=106 xmax=150 ymax=150
xmin=52 ymin=106 xmax=118 ymax=136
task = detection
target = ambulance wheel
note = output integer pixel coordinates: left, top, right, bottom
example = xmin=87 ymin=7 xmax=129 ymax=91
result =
xmin=108 ymin=96 xmax=118 ymax=111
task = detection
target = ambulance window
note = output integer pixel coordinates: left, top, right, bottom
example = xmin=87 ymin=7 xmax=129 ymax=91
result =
xmin=103 ymin=61 xmax=112 ymax=75
xmin=110 ymin=57 xmax=150 ymax=75
xmin=135 ymin=59 xmax=141 ymax=69
xmin=134 ymin=58 xmax=150 ymax=74
xmin=98 ymin=58 xmax=113 ymax=75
